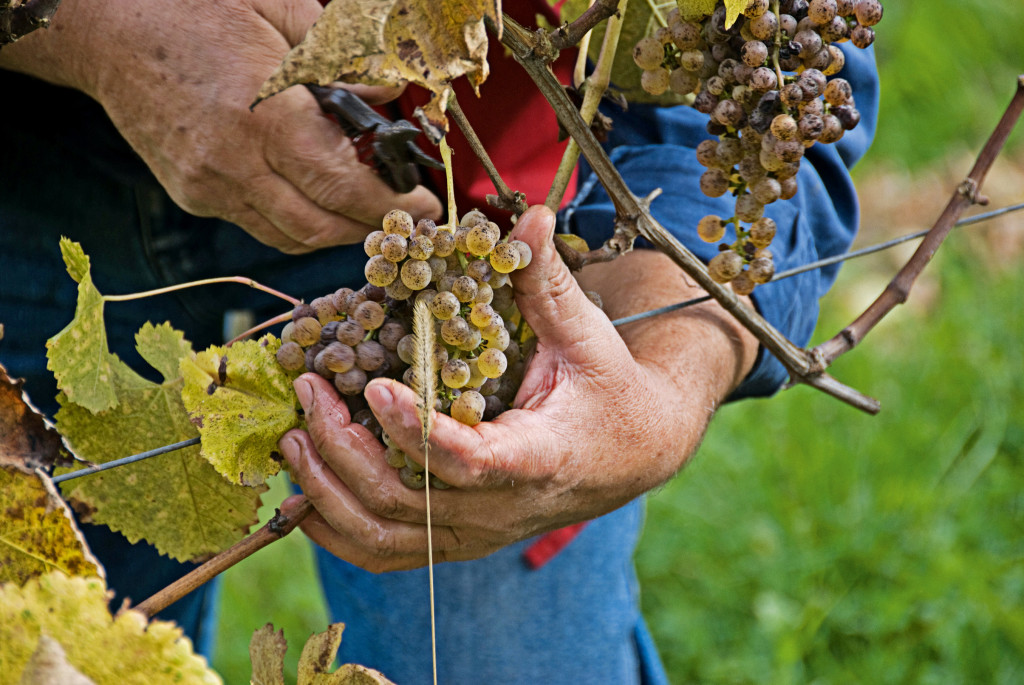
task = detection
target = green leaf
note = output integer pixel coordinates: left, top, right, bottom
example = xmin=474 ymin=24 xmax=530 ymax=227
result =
xmin=54 ymin=378 xmax=264 ymax=562
xmin=0 ymin=572 xmax=221 ymax=684
xmin=181 ymin=337 xmax=301 ymax=487
xmin=46 ymin=240 xmax=124 ymax=414
xmin=0 ymin=465 xmax=103 ymax=586
xmin=59 ymin=236 xmax=91 ymax=284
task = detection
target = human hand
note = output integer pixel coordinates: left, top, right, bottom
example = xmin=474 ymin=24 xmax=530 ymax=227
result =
xmin=279 ymin=205 xmax=758 ymax=571
xmin=0 ymin=0 xmax=441 ymax=253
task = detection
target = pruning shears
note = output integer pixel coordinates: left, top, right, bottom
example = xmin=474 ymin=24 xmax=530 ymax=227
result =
xmin=306 ymin=84 xmax=444 ymax=194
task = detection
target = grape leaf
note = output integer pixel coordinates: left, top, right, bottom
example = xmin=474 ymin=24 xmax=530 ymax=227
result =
xmin=180 ymin=337 xmax=301 ymax=487
xmin=18 ymin=635 xmax=97 ymax=685
xmin=45 ymin=240 xmax=263 ymax=561
xmin=0 ymin=465 xmax=103 ymax=586
xmin=0 ymin=360 xmax=74 ymax=472
xmin=253 ymin=0 xmax=502 ymax=136
xmin=676 ymin=0 xmax=718 ymax=21
xmin=55 ymin=322 xmax=264 ymax=562
xmin=297 ymin=623 xmax=396 ymax=684
xmin=721 ymin=0 xmax=749 ymax=28
xmin=45 ymin=238 xmax=125 ymax=413
xmin=0 ymin=572 xmax=220 ymax=684
xmin=249 ymin=624 xmax=287 ymax=685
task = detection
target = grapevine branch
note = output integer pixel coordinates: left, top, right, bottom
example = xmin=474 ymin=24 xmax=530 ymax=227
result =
xmin=549 ymin=0 xmax=621 ymax=52
xmin=42 ymin=199 xmax=1023 ymax=481
xmin=812 ymin=75 xmax=1024 ymax=368
xmin=498 ymin=13 xmax=880 ymax=414
xmin=133 ymin=496 xmax=314 ymax=618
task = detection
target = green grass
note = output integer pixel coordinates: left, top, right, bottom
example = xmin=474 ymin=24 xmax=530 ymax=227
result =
xmin=636 ymin=245 xmax=1024 ymax=683
xmin=866 ymin=0 xmax=1024 ymax=173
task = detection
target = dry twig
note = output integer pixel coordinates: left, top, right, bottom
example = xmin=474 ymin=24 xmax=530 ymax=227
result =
xmin=812 ymin=76 xmax=1024 ymax=368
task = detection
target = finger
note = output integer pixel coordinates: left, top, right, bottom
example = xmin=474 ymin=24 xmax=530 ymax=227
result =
xmin=279 ymin=431 xmax=470 ymax=571
xmin=295 ymin=374 xmax=439 ymax=523
xmin=298 ymin=509 xmax=484 ymax=572
xmin=364 ymin=378 xmax=564 ymax=491
xmin=508 ymin=206 xmax=620 ymax=352
xmin=252 ymin=0 xmax=323 ymax=47
xmin=223 ymin=204 xmax=311 ymax=254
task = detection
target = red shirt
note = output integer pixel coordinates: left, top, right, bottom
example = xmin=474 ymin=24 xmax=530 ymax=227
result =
xmin=395 ymin=1 xmax=577 ymax=220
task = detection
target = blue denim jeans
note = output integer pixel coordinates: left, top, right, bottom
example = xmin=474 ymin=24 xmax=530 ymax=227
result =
xmin=315 ymin=499 xmax=670 ymax=684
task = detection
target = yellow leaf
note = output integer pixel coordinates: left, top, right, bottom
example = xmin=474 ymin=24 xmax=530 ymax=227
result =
xmin=249 ymin=624 xmax=287 ymax=685
xmin=180 ymin=337 xmax=301 ymax=487
xmin=253 ymin=0 xmax=502 ymax=135
xmin=0 ymin=466 xmax=103 ymax=586
xmin=723 ymin=0 xmax=749 ymax=28
xmin=296 ymin=624 xmax=395 ymax=684
xmin=0 ymin=572 xmax=221 ymax=684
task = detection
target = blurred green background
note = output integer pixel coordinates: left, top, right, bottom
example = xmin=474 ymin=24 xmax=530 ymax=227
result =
xmin=212 ymin=2 xmax=1024 ymax=682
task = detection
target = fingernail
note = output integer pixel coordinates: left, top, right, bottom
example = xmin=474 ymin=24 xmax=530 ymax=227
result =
xmin=294 ymin=378 xmax=313 ymax=413
xmin=279 ymin=435 xmax=302 ymax=466
xmin=365 ymin=380 xmax=393 ymax=413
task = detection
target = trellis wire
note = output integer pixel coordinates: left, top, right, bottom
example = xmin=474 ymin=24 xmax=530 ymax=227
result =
xmin=612 ymin=201 xmax=1024 ymax=327
xmin=51 ymin=437 xmax=201 ymax=484
xmin=48 ymin=201 xmax=1023 ymax=482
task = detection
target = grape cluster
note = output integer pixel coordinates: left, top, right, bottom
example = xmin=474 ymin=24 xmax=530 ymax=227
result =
xmin=275 ymin=209 xmax=535 ymax=490
xmin=633 ymin=0 xmax=882 ymax=294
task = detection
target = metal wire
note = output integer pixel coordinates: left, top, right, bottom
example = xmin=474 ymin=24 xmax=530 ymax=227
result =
xmin=51 ymin=437 xmax=201 ymax=484
xmin=612 ymin=201 xmax=1024 ymax=327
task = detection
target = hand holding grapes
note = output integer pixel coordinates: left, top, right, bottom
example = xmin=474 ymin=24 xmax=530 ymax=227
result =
xmin=279 ymin=205 xmax=759 ymax=571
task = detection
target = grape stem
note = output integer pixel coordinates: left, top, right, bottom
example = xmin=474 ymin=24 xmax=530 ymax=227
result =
xmin=226 ymin=311 xmax=292 ymax=346
xmin=812 ymin=75 xmax=1024 ymax=368
xmin=771 ymin=0 xmax=784 ymax=92
xmin=549 ymin=0 xmax=622 ymax=53
xmin=103 ymin=276 xmax=300 ymax=306
xmin=133 ymin=496 xmax=314 ymax=618
xmin=546 ymin=0 xmax=629 ymax=212
xmin=499 ymin=13 xmax=880 ymax=414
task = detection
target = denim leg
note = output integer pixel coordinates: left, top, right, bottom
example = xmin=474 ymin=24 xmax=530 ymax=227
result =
xmin=314 ymin=500 xmax=665 ymax=684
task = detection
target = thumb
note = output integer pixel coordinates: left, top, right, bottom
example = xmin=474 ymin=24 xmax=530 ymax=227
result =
xmin=508 ymin=205 xmax=611 ymax=349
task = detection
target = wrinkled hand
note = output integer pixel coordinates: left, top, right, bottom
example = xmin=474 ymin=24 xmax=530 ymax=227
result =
xmin=279 ymin=206 xmax=757 ymax=572
xmin=2 ymin=0 xmax=441 ymax=252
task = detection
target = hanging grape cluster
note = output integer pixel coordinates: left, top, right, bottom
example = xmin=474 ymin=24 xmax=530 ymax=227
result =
xmin=633 ymin=0 xmax=882 ymax=294
xmin=275 ymin=209 xmax=536 ymax=489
